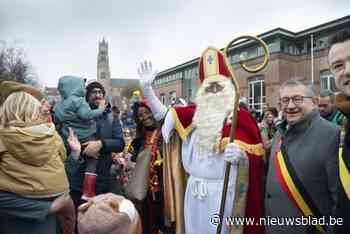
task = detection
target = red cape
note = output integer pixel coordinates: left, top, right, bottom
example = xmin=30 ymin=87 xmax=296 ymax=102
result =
xmin=170 ymin=105 xmax=265 ymax=234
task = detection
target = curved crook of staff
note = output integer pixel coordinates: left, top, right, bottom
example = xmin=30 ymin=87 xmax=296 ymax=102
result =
xmin=216 ymin=35 xmax=269 ymax=234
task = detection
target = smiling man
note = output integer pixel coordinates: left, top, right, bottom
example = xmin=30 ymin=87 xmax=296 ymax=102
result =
xmin=265 ymin=78 xmax=340 ymax=234
xmin=329 ymin=28 xmax=350 ymax=234
xmin=330 ymin=30 xmax=350 ymax=98
xmin=64 ymin=81 xmax=125 ymax=226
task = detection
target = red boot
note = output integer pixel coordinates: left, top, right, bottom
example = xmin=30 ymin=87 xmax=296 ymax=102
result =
xmin=81 ymin=173 xmax=97 ymax=201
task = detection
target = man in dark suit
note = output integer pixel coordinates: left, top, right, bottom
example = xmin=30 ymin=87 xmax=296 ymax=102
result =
xmin=265 ymin=78 xmax=339 ymax=234
xmin=329 ymin=28 xmax=350 ymax=234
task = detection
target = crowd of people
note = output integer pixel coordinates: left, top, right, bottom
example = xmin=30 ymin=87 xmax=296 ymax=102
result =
xmin=0 ymin=29 xmax=349 ymax=234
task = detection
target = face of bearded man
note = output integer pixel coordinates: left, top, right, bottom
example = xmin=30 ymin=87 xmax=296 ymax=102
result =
xmin=193 ymin=76 xmax=235 ymax=160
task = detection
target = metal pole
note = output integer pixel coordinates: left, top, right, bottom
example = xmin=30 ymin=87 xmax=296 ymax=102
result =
xmin=217 ymin=35 xmax=269 ymax=234
xmin=311 ymin=34 xmax=314 ymax=84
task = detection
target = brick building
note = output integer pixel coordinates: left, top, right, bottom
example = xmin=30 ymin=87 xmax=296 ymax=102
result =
xmin=153 ymin=15 xmax=350 ymax=113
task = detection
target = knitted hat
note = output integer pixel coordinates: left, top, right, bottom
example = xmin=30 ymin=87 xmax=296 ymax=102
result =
xmin=0 ymin=80 xmax=44 ymax=106
xmin=85 ymin=81 xmax=105 ymax=100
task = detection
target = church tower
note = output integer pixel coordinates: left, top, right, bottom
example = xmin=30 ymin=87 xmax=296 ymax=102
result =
xmin=97 ymin=38 xmax=112 ymax=100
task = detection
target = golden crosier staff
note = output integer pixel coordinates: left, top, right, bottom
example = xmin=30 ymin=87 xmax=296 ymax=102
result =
xmin=216 ymin=35 xmax=269 ymax=234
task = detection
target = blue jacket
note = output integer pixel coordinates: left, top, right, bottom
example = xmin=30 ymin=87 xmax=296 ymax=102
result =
xmin=65 ymin=105 xmax=125 ymax=194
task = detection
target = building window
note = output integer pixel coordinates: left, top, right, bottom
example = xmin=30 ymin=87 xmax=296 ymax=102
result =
xmin=257 ymin=46 xmax=265 ymax=57
xmin=247 ymin=47 xmax=258 ymax=59
xmin=295 ymin=41 xmax=306 ymax=55
xmin=194 ymin=68 xmax=198 ymax=79
xmin=169 ymin=91 xmax=177 ymax=105
xmin=229 ymin=53 xmax=241 ymax=64
xmin=268 ymin=41 xmax=280 ymax=53
xmin=100 ymin=71 xmax=107 ymax=79
xmin=320 ymin=70 xmax=336 ymax=92
xmin=248 ymin=76 xmax=265 ymax=114
xmin=160 ymin=93 xmax=166 ymax=104
xmin=192 ymin=68 xmax=197 ymax=78
xmin=188 ymin=88 xmax=192 ymax=101
xmin=281 ymin=39 xmax=297 ymax=55
xmin=176 ymin=72 xmax=182 ymax=80
xmin=187 ymin=69 xmax=192 ymax=79
xmin=315 ymin=36 xmax=329 ymax=50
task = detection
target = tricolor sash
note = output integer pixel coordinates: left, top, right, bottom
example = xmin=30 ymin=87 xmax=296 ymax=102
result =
xmin=274 ymin=139 xmax=325 ymax=233
xmin=334 ymin=135 xmax=350 ymax=233
xmin=338 ymin=147 xmax=350 ymax=200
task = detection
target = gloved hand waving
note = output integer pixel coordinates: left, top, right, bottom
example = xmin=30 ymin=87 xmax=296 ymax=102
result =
xmin=137 ymin=60 xmax=157 ymax=88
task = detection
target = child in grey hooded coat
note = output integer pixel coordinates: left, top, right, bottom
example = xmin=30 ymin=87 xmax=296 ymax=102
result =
xmin=54 ymin=75 xmax=105 ymax=201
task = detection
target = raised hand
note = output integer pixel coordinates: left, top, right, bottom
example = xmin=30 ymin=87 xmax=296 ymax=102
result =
xmin=97 ymin=98 xmax=107 ymax=110
xmin=137 ymin=60 xmax=157 ymax=87
xmin=136 ymin=60 xmax=167 ymax=121
xmin=67 ymin=127 xmax=81 ymax=159
xmin=82 ymin=140 xmax=102 ymax=159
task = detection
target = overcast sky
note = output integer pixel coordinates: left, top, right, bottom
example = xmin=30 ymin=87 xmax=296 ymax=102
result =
xmin=0 ymin=0 xmax=349 ymax=87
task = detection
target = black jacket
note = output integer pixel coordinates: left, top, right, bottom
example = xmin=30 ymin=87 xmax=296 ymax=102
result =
xmin=65 ymin=106 xmax=125 ymax=194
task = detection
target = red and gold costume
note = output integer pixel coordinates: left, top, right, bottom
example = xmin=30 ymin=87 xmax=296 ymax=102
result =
xmin=162 ymin=47 xmax=265 ymax=234
xmin=129 ymin=125 xmax=165 ymax=234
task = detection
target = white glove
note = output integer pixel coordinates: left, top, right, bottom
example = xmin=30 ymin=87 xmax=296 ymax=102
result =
xmin=137 ymin=60 xmax=156 ymax=88
xmin=137 ymin=60 xmax=167 ymax=121
xmin=224 ymin=143 xmax=248 ymax=165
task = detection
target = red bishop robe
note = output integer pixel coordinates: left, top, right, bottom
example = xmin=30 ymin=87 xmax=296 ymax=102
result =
xmin=164 ymin=104 xmax=265 ymax=234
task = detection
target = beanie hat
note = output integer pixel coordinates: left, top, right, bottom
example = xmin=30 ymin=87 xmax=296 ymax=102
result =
xmin=85 ymin=81 xmax=105 ymax=100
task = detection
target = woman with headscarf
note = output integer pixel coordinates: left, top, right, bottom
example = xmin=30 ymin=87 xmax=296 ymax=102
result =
xmin=0 ymin=81 xmax=79 ymax=234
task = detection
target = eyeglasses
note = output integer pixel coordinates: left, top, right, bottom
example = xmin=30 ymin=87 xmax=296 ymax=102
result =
xmin=91 ymin=89 xmax=104 ymax=95
xmin=280 ymin=95 xmax=313 ymax=106
xmin=330 ymin=62 xmax=345 ymax=74
xmin=330 ymin=58 xmax=350 ymax=74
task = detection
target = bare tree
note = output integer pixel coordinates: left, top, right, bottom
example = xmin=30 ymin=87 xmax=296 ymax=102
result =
xmin=0 ymin=41 xmax=40 ymax=87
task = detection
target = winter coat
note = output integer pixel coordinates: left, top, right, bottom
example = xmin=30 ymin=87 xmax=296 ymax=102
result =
xmin=65 ymin=106 xmax=125 ymax=194
xmin=0 ymin=122 xmax=69 ymax=198
xmin=54 ymin=75 xmax=103 ymax=141
xmin=265 ymin=110 xmax=340 ymax=234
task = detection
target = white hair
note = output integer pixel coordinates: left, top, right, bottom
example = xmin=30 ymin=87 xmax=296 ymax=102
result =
xmin=193 ymin=75 xmax=235 ymax=160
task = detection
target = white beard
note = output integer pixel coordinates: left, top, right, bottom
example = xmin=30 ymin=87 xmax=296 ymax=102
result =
xmin=193 ymin=76 xmax=235 ymax=160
